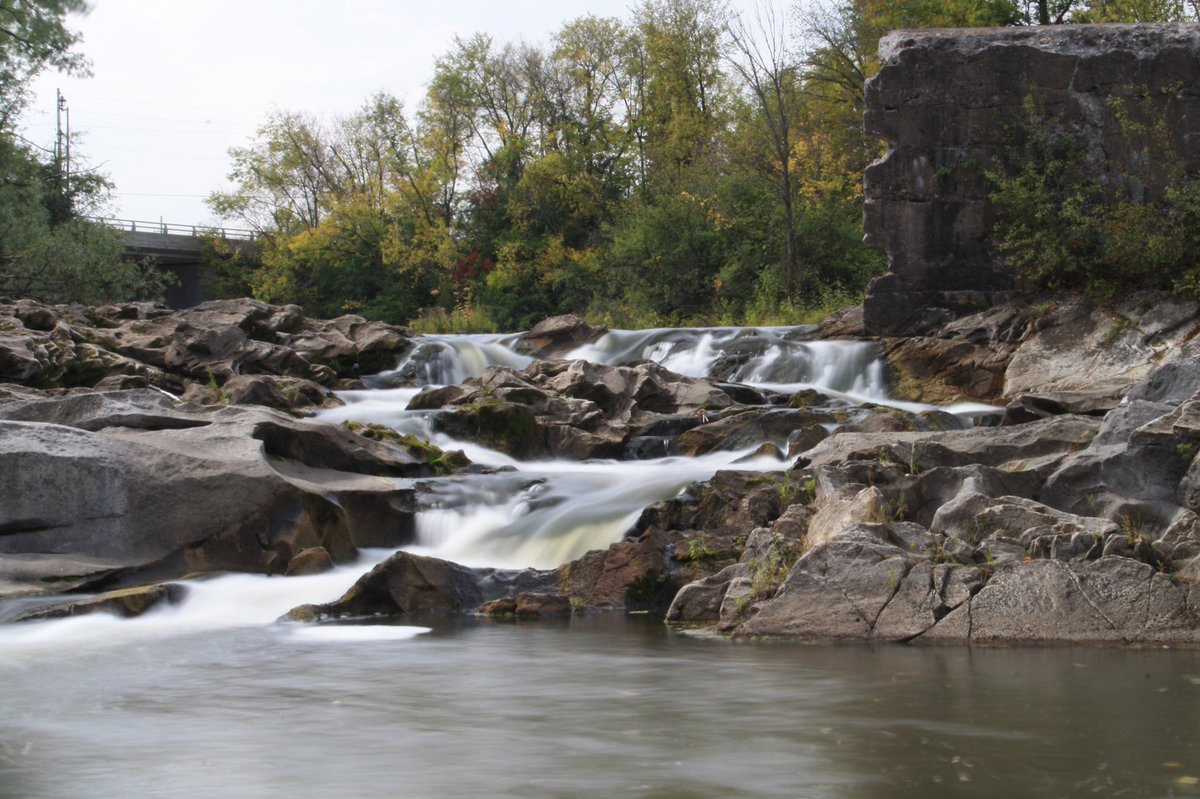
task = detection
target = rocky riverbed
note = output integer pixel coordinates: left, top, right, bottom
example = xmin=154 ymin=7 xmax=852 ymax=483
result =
xmin=2 ymin=294 xmax=1199 ymax=644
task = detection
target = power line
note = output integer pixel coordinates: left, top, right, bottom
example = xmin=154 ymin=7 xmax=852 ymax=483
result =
xmin=112 ymin=191 xmax=214 ymax=198
xmin=70 ymin=123 xmax=253 ymax=135
xmin=82 ymin=143 xmax=232 ymax=160
xmin=63 ymin=93 xmax=267 ymax=115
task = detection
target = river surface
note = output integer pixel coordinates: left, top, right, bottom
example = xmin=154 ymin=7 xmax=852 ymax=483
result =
xmin=2 ymin=615 xmax=1199 ymax=799
xmin=2 ymin=325 xmax=1199 ymax=798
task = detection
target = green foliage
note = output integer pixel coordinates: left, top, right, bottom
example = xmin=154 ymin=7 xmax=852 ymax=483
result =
xmin=0 ymin=0 xmax=90 ymax=123
xmin=988 ymin=94 xmax=1200 ymax=299
xmin=197 ymin=233 xmax=257 ymax=299
xmin=603 ymin=193 xmax=729 ymax=323
xmin=0 ymin=2 xmax=173 ymax=305
xmin=205 ymin=0 xmax=889 ymax=329
xmin=0 ymin=218 xmax=170 ymax=304
xmin=408 ymin=302 xmax=499 ymax=334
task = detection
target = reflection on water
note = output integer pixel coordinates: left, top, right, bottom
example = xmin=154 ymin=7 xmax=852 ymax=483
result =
xmin=1 ymin=615 xmax=1198 ymax=799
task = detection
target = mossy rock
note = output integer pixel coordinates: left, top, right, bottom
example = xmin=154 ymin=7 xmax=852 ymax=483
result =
xmin=434 ymin=399 xmax=543 ymax=460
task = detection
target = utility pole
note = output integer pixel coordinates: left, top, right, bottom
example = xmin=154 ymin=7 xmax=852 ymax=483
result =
xmin=54 ymin=89 xmax=70 ymax=215
xmin=55 ymin=88 xmax=68 ymax=184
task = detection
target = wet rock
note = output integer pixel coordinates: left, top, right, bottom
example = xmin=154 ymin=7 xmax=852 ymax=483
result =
xmin=515 ymin=314 xmax=605 ymax=359
xmin=411 ymin=359 xmax=733 ymax=460
xmin=285 ymin=547 xmax=334 ymax=576
xmin=292 ymin=551 xmax=485 ymax=618
xmin=477 ymin=592 xmax=573 ymax=619
xmin=675 ymin=407 xmax=831 ymax=457
xmin=633 ymin=470 xmax=797 ymax=539
xmin=12 ymin=583 xmax=187 ymax=622
xmin=557 ymin=528 xmax=682 ymax=612
xmin=288 ymin=551 xmax=561 ymax=619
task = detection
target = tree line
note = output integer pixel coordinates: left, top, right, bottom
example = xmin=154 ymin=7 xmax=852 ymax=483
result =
xmin=2 ymin=1 xmax=1196 ymax=318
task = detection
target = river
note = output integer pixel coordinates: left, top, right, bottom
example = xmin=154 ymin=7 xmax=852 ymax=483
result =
xmin=1 ymin=325 xmax=1198 ymax=798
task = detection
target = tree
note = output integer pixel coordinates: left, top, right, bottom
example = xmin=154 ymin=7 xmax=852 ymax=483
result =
xmin=634 ymin=0 xmax=730 ymax=185
xmin=727 ymin=1 xmax=802 ymax=301
xmin=0 ymin=0 xmax=88 ymax=125
xmin=0 ymin=1 xmax=167 ymax=304
xmin=209 ymin=111 xmax=342 ymax=233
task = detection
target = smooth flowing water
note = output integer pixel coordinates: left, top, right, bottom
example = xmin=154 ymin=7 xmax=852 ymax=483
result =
xmin=2 ymin=615 xmax=1199 ymax=799
xmin=2 ymin=325 xmax=1197 ymax=798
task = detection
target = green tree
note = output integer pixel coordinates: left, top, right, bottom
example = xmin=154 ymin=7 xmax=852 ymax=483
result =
xmin=635 ymin=0 xmax=730 ymax=187
xmin=0 ymin=0 xmax=88 ymax=125
xmin=0 ymin=1 xmax=167 ymax=304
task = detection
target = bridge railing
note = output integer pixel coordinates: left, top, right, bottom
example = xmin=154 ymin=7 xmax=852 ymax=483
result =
xmin=90 ymin=217 xmax=261 ymax=242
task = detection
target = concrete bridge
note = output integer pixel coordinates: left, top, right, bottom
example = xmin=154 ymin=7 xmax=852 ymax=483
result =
xmin=94 ymin=218 xmax=260 ymax=308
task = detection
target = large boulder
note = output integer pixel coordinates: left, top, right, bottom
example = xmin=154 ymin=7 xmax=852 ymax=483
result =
xmin=0 ymin=390 xmax=435 ymax=596
xmin=283 ymin=550 xmax=559 ymax=619
xmin=514 ymin=314 xmax=606 ymax=359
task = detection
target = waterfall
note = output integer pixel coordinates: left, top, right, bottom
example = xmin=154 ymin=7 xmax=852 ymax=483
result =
xmin=0 ymin=322 xmax=996 ymax=648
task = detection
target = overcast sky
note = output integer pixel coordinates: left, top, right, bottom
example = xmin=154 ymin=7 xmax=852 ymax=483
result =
xmin=22 ymin=0 xmax=763 ymax=228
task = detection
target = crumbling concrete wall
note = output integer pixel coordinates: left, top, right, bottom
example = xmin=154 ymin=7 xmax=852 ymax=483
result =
xmin=862 ymin=24 xmax=1200 ymax=335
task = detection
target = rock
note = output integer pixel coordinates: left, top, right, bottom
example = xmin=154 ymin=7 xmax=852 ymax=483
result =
xmin=189 ymin=374 xmax=336 ymax=412
xmin=12 ymin=583 xmax=187 ymax=622
xmin=557 ymin=528 xmax=681 ymax=612
xmin=1039 ymin=361 xmax=1200 ymax=525
xmin=872 ymin=562 xmax=983 ymax=642
xmin=862 ymin=25 xmax=1200 ymax=334
xmin=633 ymin=469 xmax=797 ymax=540
xmin=883 ymin=334 xmax=1016 ymax=404
xmin=802 ymin=414 xmax=1101 ymax=474
xmin=411 ymin=359 xmax=733 ymax=460
xmin=0 ymin=391 xmax=429 ymax=595
xmin=285 ymin=550 xmax=560 ymax=619
xmin=815 ymin=306 xmax=865 ymax=338
xmin=675 ymin=407 xmax=831 ymax=457
xmin=295 ymin=551 xmax=485 ymax=618
xmin=515 ymin=314 xmax=606 ymax=359
xmin=285 ymin=547 xmax=334 ymax=576
xmin=477 ymin=592 xmax=573 ymax=619
xmin=666 ymin=563 xmax=750 ymax=624
xmin=921 ymin=558 xmax=1200 ymax=645
xmin=0 ymin=297 xmax=414 ymax=394
xmin=734 ymin=527 xmax=914 ymax=640
xmin=1004 ymin=391 xmax=1122 ymax=425
xmin=1004 ymin=296 xmax=1200 ymax=399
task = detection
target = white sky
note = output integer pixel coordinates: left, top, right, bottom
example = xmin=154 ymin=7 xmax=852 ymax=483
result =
xmin=22 ymin=0 xmax=762 ymax=228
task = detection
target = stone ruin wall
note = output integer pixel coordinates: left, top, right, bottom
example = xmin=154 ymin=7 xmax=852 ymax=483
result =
xmin=861 ymin=24 xmax=1200 ymax=335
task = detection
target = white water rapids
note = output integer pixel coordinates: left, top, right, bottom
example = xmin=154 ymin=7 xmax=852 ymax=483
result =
xmin=0 ymin=325 xmax=996 ymax=653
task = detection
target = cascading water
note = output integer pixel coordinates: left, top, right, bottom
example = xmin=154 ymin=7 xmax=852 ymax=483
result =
xmin=308 ymin=325 xmax=996 ymax=573
xmin=0 ymin=324 xmax=995 ymax=650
